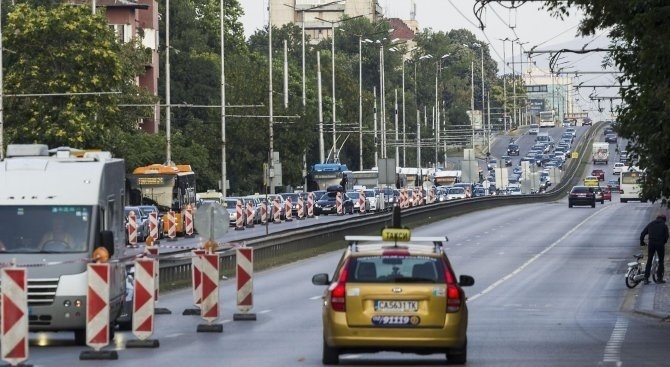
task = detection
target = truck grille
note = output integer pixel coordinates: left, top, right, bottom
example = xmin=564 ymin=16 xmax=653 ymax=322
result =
xmin=0 ymin=278 xmax=59 ymax=306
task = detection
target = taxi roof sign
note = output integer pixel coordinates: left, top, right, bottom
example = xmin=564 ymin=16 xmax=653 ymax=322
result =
xmin=381 ymin=228 xmax=411 ymax=242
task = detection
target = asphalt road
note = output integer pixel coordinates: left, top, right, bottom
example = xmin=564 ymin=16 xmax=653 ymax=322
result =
xmin=23 ymin=194 xmax=670 ymax=366
xmin=23 ymin=126 xmax=670 ymax=366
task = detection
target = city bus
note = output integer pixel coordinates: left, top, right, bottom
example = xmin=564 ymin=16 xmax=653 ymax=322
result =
xmin=126 ymin=163 xmax=197 ymax=235
xmin=539 ymin=110 xmax=556 ymax=128
xmin=307 ymin=163 xmax=352 ymax=191
xmin=619 ymin=167 xmax=646 ymax=203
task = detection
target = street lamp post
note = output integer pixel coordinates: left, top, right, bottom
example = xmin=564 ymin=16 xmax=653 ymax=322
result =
xmin=473 ymin=43 xmax=485 ymax=146
xmin=470 ymin=60 xmax=475 ymax=149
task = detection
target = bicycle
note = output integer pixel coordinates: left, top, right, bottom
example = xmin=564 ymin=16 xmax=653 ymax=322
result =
xmin=625 ymin=251 xmax=659 ymax=288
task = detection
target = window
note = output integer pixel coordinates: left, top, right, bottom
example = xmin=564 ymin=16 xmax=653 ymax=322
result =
xmin=109 ymin=24 xmax=132 ymax=43
xmin=527 ymin=85 xmax=548 ymax=93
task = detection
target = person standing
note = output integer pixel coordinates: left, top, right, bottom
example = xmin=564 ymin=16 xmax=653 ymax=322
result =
xmin=640 ymin=214 xmax=669 ymax=284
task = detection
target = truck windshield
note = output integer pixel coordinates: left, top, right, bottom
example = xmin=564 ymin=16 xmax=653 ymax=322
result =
xmin=0 ymin=206 xmax=92 ymax=253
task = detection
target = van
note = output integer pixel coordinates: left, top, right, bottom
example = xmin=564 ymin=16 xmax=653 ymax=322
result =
xmin=529 ymin=124 xmax=540 ymax=135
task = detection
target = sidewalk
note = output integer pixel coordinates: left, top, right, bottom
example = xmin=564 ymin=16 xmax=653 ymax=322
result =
xmin=633 ymin=211 xmax=670 ymax=322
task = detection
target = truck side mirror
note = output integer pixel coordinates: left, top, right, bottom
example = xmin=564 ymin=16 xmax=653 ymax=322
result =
xmin=100 ymin=230 xmax=115 ymax=257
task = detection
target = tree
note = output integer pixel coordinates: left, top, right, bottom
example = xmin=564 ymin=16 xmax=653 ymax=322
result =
xmin=534 ymin=0 xmax=670 ymax=205
xmin=3 ymin=4 xmax=156 ymax=149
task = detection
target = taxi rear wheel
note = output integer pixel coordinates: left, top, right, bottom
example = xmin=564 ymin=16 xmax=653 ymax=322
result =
xmin=446 ymin=338 xmax=467 ymax=365
xmin=322 ymin=340 xmax=339 ymax=365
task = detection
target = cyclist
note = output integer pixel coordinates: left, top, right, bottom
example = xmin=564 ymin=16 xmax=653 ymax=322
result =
xmin=640 ymin=213 xmax=669 ymax=284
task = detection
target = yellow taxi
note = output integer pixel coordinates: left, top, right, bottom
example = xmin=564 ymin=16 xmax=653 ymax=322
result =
xmin=312 ymin=221 xmax=475 ymax=365
xmin=583 ymin=175 xmax=600 ymax=187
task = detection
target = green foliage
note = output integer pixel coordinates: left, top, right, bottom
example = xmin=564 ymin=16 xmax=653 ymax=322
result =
xmin=3 ymin=4 xmax=156 ymax=149
xmin=544 ymin=0 xmax=670 ymax=205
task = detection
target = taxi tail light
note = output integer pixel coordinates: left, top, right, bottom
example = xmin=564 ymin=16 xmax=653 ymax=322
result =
xmin=446 ymin=285 xmax=462 ymax=313
xmin=329 ymin=261 xmax=349 ymax=312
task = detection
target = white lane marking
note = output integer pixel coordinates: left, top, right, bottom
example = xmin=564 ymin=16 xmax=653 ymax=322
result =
xmin=259 ymin=309 xmax=272 ymax=314
xmin=468 ymin=206 xmax=607 ymax=303
xmin=601 ymin=317 xmax=628 ymax=366
xmin=165 ymin=333 xmax=185 ymax=338
xmin=309 ymin=295 xmax=322 ymax=300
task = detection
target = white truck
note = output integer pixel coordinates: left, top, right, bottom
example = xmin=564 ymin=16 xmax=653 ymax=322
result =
xmin=592 ymin=142 xmax=610 ymax=165
xmin=0 ymin=144 xmax=127 ymax=344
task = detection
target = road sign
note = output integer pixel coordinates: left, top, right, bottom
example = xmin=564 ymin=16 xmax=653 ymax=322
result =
xmin=194 ymin=203 xmax=228 ymax=241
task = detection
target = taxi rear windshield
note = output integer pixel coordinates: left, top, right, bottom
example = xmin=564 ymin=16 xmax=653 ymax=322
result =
xmin=347 ymin=256 xmax=445 ymax=283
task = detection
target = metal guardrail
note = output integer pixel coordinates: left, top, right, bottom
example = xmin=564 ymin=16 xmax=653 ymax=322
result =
xmin=157 ymin=123 xmax=603 ymax=288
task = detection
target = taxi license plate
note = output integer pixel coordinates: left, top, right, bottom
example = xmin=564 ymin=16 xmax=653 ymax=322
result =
xmin=374 ymin=300 xmax=418 ymax=312
xmin=372 ymin=315 xmax=420 ymax=326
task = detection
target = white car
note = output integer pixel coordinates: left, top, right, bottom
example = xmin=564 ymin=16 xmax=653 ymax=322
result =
xmin=446 ymin=187 xmax=467 ymax=200
xmin=363 ymin=190 xmax=378 ymax=212
xmin=528 ymin=123 xmax=540 ymax=135
xmin=613 ymin=162 xmax=626 ymax=175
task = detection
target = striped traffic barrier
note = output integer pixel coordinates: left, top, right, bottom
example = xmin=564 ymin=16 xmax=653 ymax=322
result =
xmin=235 ymin=199 xmax=245 ymax=231
xmin=336 ymin=192 xmax=343 ymax=215
xmin=148 ymin=211 xmax=160 ymax=244
xmin=428 ymin=187 xmax=436 ymax=204
xmin=197 ymin=252 xmax=223 ymax=332
xmin=126 ymin=258 xmax=159 ymax=348
xmin=297 ymin=196 xmax=305 ymax=220
xmin=167 ymin=210 xmax=177 ymax=241
xmin=183 ymin=249 xmax=206 ymax=316
xmin=245 ymin=201 xmax=255 ymax=228
xmin=233 ymin=247 xmax=256 ymax=321
xmin=284 ymin=197 xmax=293 ymax=222
xmin=145 ymin=245 xmax=170 ymax=314
xmin=465 ymin=187 xmax=472 ymax=198
xmin=80 ymin=263 xmax=117 ymax=360
xmin=1 ymin=267 xmax=28 ymax=366
xmin=273 ymin=197 xmax=281 ymax=224
xmin=358 ymin=190 xmax=366 ymax=214
xmin=128 ymin=210 xmax=138 ymax=247
xmin=400 ymin=188 xmax=407 ymax=208
xmin=307 ymin=192 xmax=315 ymax=218
xmin=260 ymin=200 xmax=268 ymax=224
xmin=419 ymin=189 xmax=424 ymax=206
xmin=184 ymin=206 xmax=195 ymax=238
xmin=412 ymin=188 xmax=419 ymax=207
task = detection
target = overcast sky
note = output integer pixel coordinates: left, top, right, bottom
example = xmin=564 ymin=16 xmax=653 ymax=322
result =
xmin=236 ymin=0 xmax=616 ymax=119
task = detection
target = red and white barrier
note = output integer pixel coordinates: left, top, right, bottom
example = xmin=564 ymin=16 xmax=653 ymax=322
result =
xmin=235 ymin=200 xmax=245 ymax=231
xmin=200 ymin=253 xmax=220 ymax=323
xmin=233 ymin=247 xmax=256 ymax=320
xmin=358 ymin=190 xmax=366 ymax=214
xmin=132 ymin=258 xmax=155 ymax=340
xmin=167 ymin=210 xmax=177 ymax=240
xmin=284 ymin=197 xmax=293 ymax=222
xmin=465 ymin=187 xmax=471 ymax=198
xmin=148 ymin=211 xmax=159 ymax=243
xmin=245 ymin=201 xmax=255 ymax=228
xmin=145 ymin=245 xmax=160 ymax=302
xmin=86 ymin=263 xmax=110 ymax=351
xmin=1 ymin=267 xmax=28 ymax=366
xmin=273 ymin=197 xmax=281 ymax=223
xmin=297 ymin=196 xmax=305 ymax=220
xmin=400 ymin=189 xmax=407 ymax=208
xmin=428 ymin=187 xmax=436 ymax=204
xmin=419 ymin=189 xmax=424 ymax=206
xmin=336 ymin=192 xmax=343 ymax=215
xmin=260 ymin=200 xmax=268 ymax=224
xmin=128 ymin=211 xmax=138 ymax=247
xmin=307 ymin=192 xmax=315 ymax=218
xmin=185 ymin=206 xmax=194 ymax=237
xmin=190 ymin=249 xmax=206 ymax=309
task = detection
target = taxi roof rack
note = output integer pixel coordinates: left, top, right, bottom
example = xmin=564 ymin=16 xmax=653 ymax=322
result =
xmin=345 ymin=236 xmax=447 ymax=254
